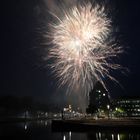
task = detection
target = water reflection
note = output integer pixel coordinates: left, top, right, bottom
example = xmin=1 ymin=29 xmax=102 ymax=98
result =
xmin=63 ymin=132 xmax=71 ymax=140
xmin=117 ymin=134 xmax=120 ymax=140
xmin=87 ymin=132 xmax=140 ymax=140
xmin=24 ymin=123 xmax=27 ymax=130
xmin=111 ymin=134 xmax=114 ymax=140
xmin=63 ymin=135 xmax=66 ymax=140
xmin=0 ymin=120 xmax=139 ymax=140
xmin=61 ymin=131 xmax=140 ymax=140
xmin=69 ymin=131 xmax=71 ymax=140
xmin=62 ymin=131 xmax=86 ymax=140
xmin=45 ymin=121 xmax=48 ymax=126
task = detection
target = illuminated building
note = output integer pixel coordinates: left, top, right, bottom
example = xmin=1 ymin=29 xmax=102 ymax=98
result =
xmin=116 ymin=98 xmax=140 ymax=117
xmin=86 ymin=82 xmax=110 ymax=115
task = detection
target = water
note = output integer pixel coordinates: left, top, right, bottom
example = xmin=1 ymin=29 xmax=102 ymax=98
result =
xmin=0 ymin=120 xmax=140 ymax=140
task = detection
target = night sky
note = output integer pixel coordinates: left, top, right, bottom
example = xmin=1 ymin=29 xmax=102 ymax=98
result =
xmin=1 ymin=0 xmax=140 ymax=107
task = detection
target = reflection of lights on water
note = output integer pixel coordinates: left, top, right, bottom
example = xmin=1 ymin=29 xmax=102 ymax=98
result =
xmin=99 ymin=132 xmax=101 ymax=140
xmin=62 ymin=132 xmax=71 ymax=140
xmin=95 ymin=132 xmax=102 ymax=140
xmin=24 ymin=124 xmax=27 ymax=130
xmin=117 ymin=134 xmax=120 ymax=140
xmin=69 ymin=131 xmax=71 ymax=137
xmin=62 ymin=132 xmax=72 ymax=140
xmin=45 ymin=121 xmax=48 ymax=126
xmin=63 ymin=135 xmax=66 ymax=140
xmin=96 ymin=133 xmax=98 ymax=140
xmin=69 ymin=131 xmax=71 ymax=140
xmin=112 ymin=134 xmax=114 ymax=140
xmin=129 ymin=134 xmax=134 ymax=139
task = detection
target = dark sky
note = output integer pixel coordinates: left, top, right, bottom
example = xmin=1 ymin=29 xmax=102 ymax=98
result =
xmin=1 ymin=0 xmax=140 ymax=106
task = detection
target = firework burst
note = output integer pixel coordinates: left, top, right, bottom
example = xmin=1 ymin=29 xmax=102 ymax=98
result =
xmin=45 ymin=2 xmax=122 ymax=95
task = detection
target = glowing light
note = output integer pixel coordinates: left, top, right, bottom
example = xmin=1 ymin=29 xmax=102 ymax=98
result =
xmin=117 ymin=134 xmax=120 ymax=140
xmin=69 ymin=131 xmax=71 ymax=140
xmin=24 ymin=124 xmax=27 ymax=130
xmin=98 ymin=90 xmax=101 ymax=93
xmin=107 ymin=105 xmax=110 ymax=109
xmin=99 ymin=132 xmax=101 ymax=139
xmin=63 ymin=135 xmax=66 ymax=140
xmin=112 ymin=134 xmax=114 ymax=140
xmin=46 ymin=2 xmax=122 ymax=94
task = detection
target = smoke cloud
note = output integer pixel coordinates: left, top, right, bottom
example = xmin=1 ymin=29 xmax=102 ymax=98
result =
xmin=43 ymin=0 xmax=82 ymax=15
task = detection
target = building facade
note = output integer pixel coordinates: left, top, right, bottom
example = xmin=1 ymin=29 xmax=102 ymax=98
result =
xmin=116 ymin=98 xmax=140 ymax=117
xmin=86 ymin=82 xmax=110 ymax=116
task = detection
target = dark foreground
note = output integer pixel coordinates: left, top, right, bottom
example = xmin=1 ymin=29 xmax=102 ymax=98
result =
xmin=0 ymin=119 xmax=140 ymax=140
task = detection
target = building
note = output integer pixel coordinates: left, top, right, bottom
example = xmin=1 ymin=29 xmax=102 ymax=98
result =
xmin=86 ymin=82 xmax=110 ymax=116
xmin=115 ymin=98 xmax=140 ymax=117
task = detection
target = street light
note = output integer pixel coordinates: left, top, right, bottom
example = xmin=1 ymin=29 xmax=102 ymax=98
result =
xmin=107 ymin=105 xmax=110 ymax=119
xmin=98 ymin=90 xmax=101 ymax=93
xmin=107 ymin=105 xmax=110 ymax=109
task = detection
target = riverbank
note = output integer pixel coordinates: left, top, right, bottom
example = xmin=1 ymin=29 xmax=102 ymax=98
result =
xmin=52 ymin=118 xmax=140 ymax=131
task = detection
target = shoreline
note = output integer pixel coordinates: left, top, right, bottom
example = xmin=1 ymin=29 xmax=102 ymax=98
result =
xmin=52 ymin=118 xmax=140 ymax=132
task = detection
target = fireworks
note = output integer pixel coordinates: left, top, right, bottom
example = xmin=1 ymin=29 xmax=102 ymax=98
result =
xmin=46 ymin=2 xmax=122 ymax=95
